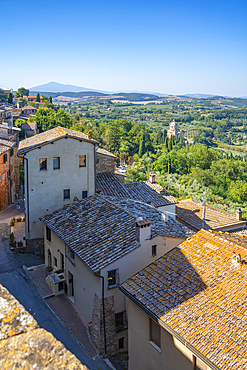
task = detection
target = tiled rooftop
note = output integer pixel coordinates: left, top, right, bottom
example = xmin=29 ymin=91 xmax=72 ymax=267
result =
xmin=0 ymin=139 xmax=15 ymax=155
xmin=176 ymin=199 xmax=247 ymax=231
xmin=17 ymin=126 xmax=98 ymax=154
xmin=144 ymin=179 xmax=165 ymax=194
xmin=104 ymin=196 xmax=191 ymax=239
xmin=21 ymin=121 xmax=37 ymax=130
xmin=144 ymin=180 xmax=178 ymax=204
xmin=96 ymin=172 xmax=131 ymax=198
xmin=41 ymin=195 xmax=190 ymax=273
xmin=125 ymin=181 xmax=174 ymax=207
xmin=41 ymin=194 xmax=139 ymax=273
xmin=96 ymin=147 xmax=117 ymax=158
xmin=0 ymin=138 xmax=15 ymax=147
xmin=121 ymin=229 xmax=247 ymax=370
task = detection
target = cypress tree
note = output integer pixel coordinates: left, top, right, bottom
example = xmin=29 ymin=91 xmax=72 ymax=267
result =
xmin=36 ymin=93 xmax=40 ymax=102
xmin=7 ymin=92 xmax=13 ymax=104
xmin=49 ymin=96 xmax=52 ymax=103
xmin=139 ymin=132 xmax=145 ymax=157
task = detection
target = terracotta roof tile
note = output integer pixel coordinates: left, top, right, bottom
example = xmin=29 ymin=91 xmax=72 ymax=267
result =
xmin=144 ymin=180 xmax=178 ymax=204
xmin=176 ymin=199 xmax=247 ymax=231
xmin=121 ymin=229 xmax=247 ymax=370
xmin=17 ymin=126 xmax=98 ymax=154
xmin=96 ymin=147 xmax=117 ymax=158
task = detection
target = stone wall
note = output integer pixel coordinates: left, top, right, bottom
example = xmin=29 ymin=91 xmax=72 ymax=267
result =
xmin=0 ymin=284 xmax=87 ymax=369
xmin=96 ymin=153 xmax=116 ymax=173
xmin=26 ymin=237 xmax=44 ymax=254
xmin=91 ymin=293 xmax=117 ymax=356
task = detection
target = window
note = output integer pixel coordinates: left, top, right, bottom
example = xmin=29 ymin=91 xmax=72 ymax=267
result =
xmin=46 ymin=226 xmax=51 ymax=241
xmin=79 ymin=155 xmax=86 ymax=167
xmin=7 ymin=169 xmax=10 ymax=179
xmin=82 ymin=191 xmax=88 ymax=199
xmin=118 ymin=337 xmax=124 ymax=350
xmin=108 ymin=269 xmax=119 ymax=288
xmin=53 ymin=157 xmax=60 ymax=170
xmin=40 ymin=158 xmax=47 ymax=171
xmin=10 ymin=148 xmax=13 ymax=156
xmin=149 ymin=319 xmax=161 ymax=348
xmin=3 ymin=153 xmax=7 ymax=163
xmin=54 ymin=256 xmax=57 ymax=267
xmin=63 ymin=189 xmax=70 ymax=200
xmin=152 ymin=245 xmax=157 ymax=257
xmin=115 ymin=311 xmax=127 ymax=332
xmin=67 ymin=248 xmax=75 ymax=260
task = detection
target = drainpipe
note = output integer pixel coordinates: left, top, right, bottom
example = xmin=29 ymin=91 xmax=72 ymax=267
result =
xmin=193 ymin=355 xmax=196 ymax=370
xmin=94 ymin=273 xmax=107 ymax=355
xmin=17 ymin=153 xmax=29 ymax=238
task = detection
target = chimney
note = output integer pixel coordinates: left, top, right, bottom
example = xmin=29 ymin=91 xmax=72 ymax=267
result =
xmin=236 ymin=208 xmax=242 ymax=221
xmin=87 ymin=131 xmax=93 ymax=140
xmin=9 ymin=137 xmax=13 ymax=142
xmin=149 ymin=172 xmax=156 ymax=184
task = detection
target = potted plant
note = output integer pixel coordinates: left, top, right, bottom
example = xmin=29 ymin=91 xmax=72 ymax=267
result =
xmin=12 ymin=241 xmax=16 ymax=248
xmin=17 ymin=217 xmax=22 ymax=222
xmin=11 ymin=219 xmax=15 ymax=226
xmin=18 ymin=241 xmax=23 ymax=247
xmin=22 ymin=216 xmax=25 ymax=222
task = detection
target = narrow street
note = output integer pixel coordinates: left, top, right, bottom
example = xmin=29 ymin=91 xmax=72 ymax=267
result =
xmin=0 ymin=203 xmax=106 ymax=370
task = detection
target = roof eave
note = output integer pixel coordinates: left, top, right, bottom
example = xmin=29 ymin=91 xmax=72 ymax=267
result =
xmin=17 ymin=134 xmax=98 ymax=155
xmin=119 ymin=285 xmax=220 ymax=370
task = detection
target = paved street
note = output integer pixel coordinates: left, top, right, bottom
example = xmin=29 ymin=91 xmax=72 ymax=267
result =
xmin=0 ymin=203 xmax=109 ymax=370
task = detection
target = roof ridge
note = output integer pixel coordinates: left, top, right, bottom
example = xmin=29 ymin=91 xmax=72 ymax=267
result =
xmin=57 ymin=126 xmax=66 ymax=134
xmin=99 ymin=194 xmax=137 ymax=221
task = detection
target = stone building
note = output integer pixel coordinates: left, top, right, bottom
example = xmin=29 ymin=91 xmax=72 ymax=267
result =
xmin=40 ymin=194 xmax=190 ymax=356
xmin=0 ymin=138 xmax=19 ymax=211
xmin=176 ymin=198 xmax=247 ymax=232
xmin=17 ymin=126 xmax=98 ymax=250
xmin=96 ymin=147 xmax=117 ymax=173
xmin=167 ymin=120 xmax=184 ymax=140
xmin=120 ymin=229 xmax=247 ymax=370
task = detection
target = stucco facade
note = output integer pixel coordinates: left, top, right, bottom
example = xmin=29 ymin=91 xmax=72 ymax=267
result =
xmin=44 ymin=223 xmax=186 ymax=355
xmin=127 ymin=300 xmax=211 ymax=370
xmin=24 ymin=137 xmax=96 ymax=242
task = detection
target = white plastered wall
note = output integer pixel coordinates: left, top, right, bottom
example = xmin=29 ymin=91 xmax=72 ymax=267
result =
xmin=25 ymin=138 xmax=95 ymax=240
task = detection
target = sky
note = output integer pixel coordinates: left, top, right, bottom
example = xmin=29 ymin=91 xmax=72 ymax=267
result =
xmin=1 ymin=0 xmax=247 ymax=96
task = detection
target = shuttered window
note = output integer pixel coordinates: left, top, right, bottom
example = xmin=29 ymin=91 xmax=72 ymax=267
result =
xmin=149 ymin=319 xmax=161 ymax=348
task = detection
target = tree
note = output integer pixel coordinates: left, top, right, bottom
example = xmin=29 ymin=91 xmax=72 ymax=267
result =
xmin=36 ymin=93 xmax=40 ymax=103
xmin=16 ymin=87 xmax=29 ymax=98
xmin=139 ymin=131 xmax=145 ymax=157
xmin=228 ymin=180 xmax=247 ymax=203
xmin=106 ymin=121 xmax=121 ymax=153
xmin=7 ymin=92 xmax=13 ymax=104
xmin=49 ymin=96 xmax=52 ymax=104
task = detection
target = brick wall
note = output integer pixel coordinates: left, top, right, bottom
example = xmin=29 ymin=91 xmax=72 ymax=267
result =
xmin=0 ymin=150 xmax=10 ymax=211
xmin=96 ymin=153 xmax=116 ymax=173
xmin=9 ymin=146 xmax=20 ymax=201
xmin=91 ymin=293 xmax=117 ymax=356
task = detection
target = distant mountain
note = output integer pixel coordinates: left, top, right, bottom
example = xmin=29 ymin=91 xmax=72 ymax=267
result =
xmin=29 ymin=81 xmax=106 ymax=93
xmin=182 ymin=93 xmax=219 ymax=99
